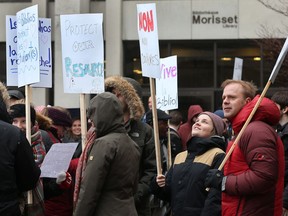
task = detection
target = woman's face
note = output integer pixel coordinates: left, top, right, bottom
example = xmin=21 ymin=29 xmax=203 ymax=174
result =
xmin=192 ymin=114 xmax=215 ymax=138
xmin=72 ymin=119 xmax=81 ymax=136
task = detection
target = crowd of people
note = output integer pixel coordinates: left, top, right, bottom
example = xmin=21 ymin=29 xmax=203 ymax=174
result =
xmin=0 ymin=77 xmax=287 ymax=216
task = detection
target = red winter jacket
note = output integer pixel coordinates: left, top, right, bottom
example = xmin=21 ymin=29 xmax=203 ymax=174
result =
xmin=222 ymin=95 xmax=284 ymax=216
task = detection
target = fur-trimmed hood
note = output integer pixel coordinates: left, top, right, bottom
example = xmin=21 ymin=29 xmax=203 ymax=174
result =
xmin=105 ymin=76 xmax=144 ymax=120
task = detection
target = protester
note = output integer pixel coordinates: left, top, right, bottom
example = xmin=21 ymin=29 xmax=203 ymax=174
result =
xmin=150 ymin=111 xmax=226 ymax=216
xmin=74 ymin=92 xmax=140 ymax=216
xmin=168 ymin=110 xmax=183 ymax=161
xmin=271 ymin=91 xmax=288 ymax=215
xmin=105 ymin=76 xmax=156 ymax=216
xmin=145 ymin=109 xmax=172 ymax=216
xmin=205 ymin=79 xmax=284 ymax=216
xmin=9 ymin=103 xmax=46 ymax=166
xmin=41 ymin=106 xmax=78 ymax=216
xmin=63 ymin=116 xmax=81 ymax=143
xmin=0 ymin=82 xmax=40 ymax=215
xmin=178 ymin=105 xmax=203 ymax=150
xmin=9 ymin=103 xmax=46 ymax=215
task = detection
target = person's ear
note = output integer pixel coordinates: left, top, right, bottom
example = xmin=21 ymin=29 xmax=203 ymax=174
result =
xmin=245 ymin=97 xmax=252 ymax=104
xmin=283 ymin=106 xmax=288 ymax=114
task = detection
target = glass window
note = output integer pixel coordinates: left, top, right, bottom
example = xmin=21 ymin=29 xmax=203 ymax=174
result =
xmin=171 ymin=40 xmax=214 ymax=88
xmin=217 ymin=40 xmax=261 ymax=87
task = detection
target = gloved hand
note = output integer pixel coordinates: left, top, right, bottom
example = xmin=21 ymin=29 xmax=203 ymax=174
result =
xmin=205 ymin=169 xmax=224 ymax=190
xmin=56 ymin=171 xmax=72 ymax=190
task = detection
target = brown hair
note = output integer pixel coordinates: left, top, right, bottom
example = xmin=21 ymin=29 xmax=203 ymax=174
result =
xmin=221 ymin=79 xmax=258 ymax=99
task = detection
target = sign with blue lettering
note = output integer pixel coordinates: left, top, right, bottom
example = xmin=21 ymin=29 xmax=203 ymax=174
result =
xmin=60 ymin=14 xmax=104 ymax=93
xmin=6 ymin=16 xmax=52 ymax=87
xmin=156 ymin=56 xmax=178 ymax=111
xmin=16 ymin=5 xmax=40 ymax=87
xmin=137 ymin=3 xmax=161 ymax=78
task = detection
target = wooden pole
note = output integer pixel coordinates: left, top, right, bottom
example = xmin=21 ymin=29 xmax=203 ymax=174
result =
xmin=25 ymin=85 xmax=33 ymax=204
xmin=150 ymin=78 xmax=162 ymax=175
xmin=80 ymin=94 xmax=87 ymax=150
xmin=166 ymin=111 xmax=172 ymax=169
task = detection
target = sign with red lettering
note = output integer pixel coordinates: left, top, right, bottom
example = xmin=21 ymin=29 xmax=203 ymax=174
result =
xmin=137 ymin=3 xmax=161 ymax=78
xmin=156 ymin=56 xmax=178 ymax=111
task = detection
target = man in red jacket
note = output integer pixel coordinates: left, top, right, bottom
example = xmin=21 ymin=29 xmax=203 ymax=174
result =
xmin=205 ymin=79 xmax=284 ymax=216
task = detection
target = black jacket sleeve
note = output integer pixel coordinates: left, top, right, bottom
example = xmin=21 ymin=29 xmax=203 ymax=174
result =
xmin=15 ymin=131 xmax=41 ymax=192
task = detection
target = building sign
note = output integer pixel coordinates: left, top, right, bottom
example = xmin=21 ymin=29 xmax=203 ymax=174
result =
xmin=192 ymin=0 xmax=238 ymax=39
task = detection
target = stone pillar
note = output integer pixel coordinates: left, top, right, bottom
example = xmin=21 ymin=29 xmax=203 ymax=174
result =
xmin=54 ymin=0 xmax=90 ymax=108
xmin=105 ymin=0 xmax=123 ymax=77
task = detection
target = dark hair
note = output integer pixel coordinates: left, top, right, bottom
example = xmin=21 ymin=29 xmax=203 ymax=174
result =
xmin=271 ymin=91 xmax=288 ymax=110
xmin=169 ymin=110 xmax=183 ymax=126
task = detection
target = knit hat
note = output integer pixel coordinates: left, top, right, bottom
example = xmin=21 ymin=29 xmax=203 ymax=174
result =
xmin=214 ymin=109 xmax=224 ymax=119
xmin=145 ymin=109 xmax=172 ymax=124
xmin=46 ymin=107 xmax=72 ymax=127
xmin=9 ymin=104 xmax=36 ymax=125
xmin=200 ymin=111 xmax=226 ymax=136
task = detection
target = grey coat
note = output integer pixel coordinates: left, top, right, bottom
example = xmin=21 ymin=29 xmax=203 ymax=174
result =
xmin=74 ymin=92 xmax=140 ymax=216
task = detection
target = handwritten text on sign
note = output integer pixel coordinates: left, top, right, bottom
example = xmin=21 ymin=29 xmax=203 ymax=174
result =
xmin=16 ymin=5 xmax=40 ymax=87
xmin=6 ymin=16 xmax=52 ymax=87
xmin=60 ymin=14 xmax=104 ymax=93
xmin=156 ymin=56 xmax=178 ymax=111
xmin=137 ymin=3 xmax=161 ymax=78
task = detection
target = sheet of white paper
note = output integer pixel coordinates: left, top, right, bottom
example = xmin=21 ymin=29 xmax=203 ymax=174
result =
xmin=40 ymin=142 xmax=78 ymax=178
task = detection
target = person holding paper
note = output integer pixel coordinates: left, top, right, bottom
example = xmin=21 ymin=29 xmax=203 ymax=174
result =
xmin=105 ymin=76 xmax=157 ymax=216
xmin=0 ymin=81 xmax=40 ymax=216
xmin=74 ymin=92 xmax=140 ymax=216
xmin=150 ymin=111 xmax=226 ymax=216
xmin=205 ymin=79 xmax=284 ymax=216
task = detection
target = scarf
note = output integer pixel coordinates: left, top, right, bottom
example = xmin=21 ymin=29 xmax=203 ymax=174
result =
xmin=31 ymin=125 xmax=46 ymax=167
xmin=73 ymin=126 xmax=96 ymax=208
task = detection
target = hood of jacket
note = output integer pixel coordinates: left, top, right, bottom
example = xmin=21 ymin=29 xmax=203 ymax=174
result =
xmin=89 ymin=92 xmax=126 ymax=138
xmin=231 ymin=94 xmax=280 ymax=134
xmin=187 ymin=105 xmax=203 ymax=125
xmin=105 ymin=76 xmax=144 ymax=120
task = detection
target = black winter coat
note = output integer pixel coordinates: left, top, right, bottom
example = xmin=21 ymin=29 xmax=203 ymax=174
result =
xmin=150 ymin=136 xmax=226 ymax=216
xmin=0 ymin=120 xmax=40 ymax=216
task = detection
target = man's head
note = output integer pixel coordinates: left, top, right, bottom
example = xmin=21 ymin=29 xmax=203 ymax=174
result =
xmin=271 ymin=91 xmax=288 ymax=125
xmin=145 ymin=109 xmax=172 ymax=138
xmin=169 ymin=110 xmax=183 ymax=129
xmin=9 ymin=104 xmax=36 ymax=131
xmin=8 ymin=89 xmax=24 ymax=105
xmin=221 ymin=79 xmax=257 ymax=120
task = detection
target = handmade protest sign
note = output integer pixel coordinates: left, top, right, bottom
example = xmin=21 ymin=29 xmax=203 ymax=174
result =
xmin=232 ymin=57 xmax=243 ymax=80
xmin=40 ymin=143 xmax=78 ymax=178
xmin=16 ymin=5 xmax=40 ymax=87
xmin=6 ymin=16 xmax=52 ymax=87
xmin=60 ymin=13 xmax=104 ymax=93
xmin=156 ymin=56 xmax=178 ymax=111
xmin=137 ymin=3 xmax=161 ymax=78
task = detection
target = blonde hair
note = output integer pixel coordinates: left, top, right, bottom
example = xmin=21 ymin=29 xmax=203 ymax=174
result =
xmin=221 ymin=79 xmax=258 ymax=99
